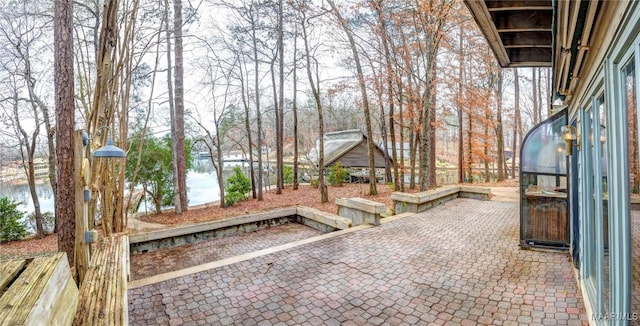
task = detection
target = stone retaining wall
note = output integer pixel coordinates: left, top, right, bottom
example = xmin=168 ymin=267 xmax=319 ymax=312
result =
xmin=391 ymin=185 xmax=491 ymax=214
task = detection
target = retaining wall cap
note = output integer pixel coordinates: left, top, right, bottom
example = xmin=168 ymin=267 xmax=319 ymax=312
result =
xmin=296 ymin=206 xmax=352 ymax=229
xmin=458 ymin=185 xmax=492 ymax=194
xmin=335 ymin=197 xmax=386 ymax=214
xmin=391 ymin=185 xmax=491 ymax=204
xmin=130 ymin=207 xmax=297 ymax=243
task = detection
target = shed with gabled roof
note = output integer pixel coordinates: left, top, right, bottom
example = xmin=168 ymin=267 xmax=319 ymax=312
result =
xmin=306 ymin=130 xmax=392 ymax=169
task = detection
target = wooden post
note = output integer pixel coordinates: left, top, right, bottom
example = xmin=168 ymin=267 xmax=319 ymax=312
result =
xmin=74 ymin=131 xmax=89 ymax=284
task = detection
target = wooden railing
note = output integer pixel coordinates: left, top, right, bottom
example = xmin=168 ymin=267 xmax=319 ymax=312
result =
xmin=74 ymin=234 xmax=130 ymax=325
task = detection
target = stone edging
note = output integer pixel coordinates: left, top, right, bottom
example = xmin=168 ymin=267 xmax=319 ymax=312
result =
xmin=391 ymin=185 xmax=491 ymax=214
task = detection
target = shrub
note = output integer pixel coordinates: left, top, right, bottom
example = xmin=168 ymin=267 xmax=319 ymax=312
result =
xmin=27 ymin=211 xmax=55 ymax=234
xmin=0 ymin=197 xmax=28 ymax=243
xmin=225 ymin=167 xmax=252 ymax=206
xmin=310 ymin=178 xmax=319 ymax=188
xmin=283 ymin=165 xmax=293 ymax=184
xmin=327 ymin=161 xmax=349 ymax=186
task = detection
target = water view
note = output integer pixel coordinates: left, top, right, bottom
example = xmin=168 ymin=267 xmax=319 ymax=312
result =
xmin=0 ymin=171 xmax=221 ymax=229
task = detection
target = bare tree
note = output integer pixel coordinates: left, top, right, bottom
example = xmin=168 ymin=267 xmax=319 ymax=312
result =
xmin=86 ymin=0 xmax=140 ymax=234
xmin=512 ymin=68 xmax=521 ymax=178
xmin=373 ymin=0 xmax=399 ymax=190
xmin=1 ymin=87 xmax=45 ymax=236
xmin=276 ymin=0 xmax=285 ymax=194
xmin=292 ymin=25 xmax=300 ymax=191
xmin=327 ymin=0 xmax=377 ymax=195
xmin=495 ymin=68 xmax=506 ymax=181
xmin=298 ymin=2 xmax=328 ymax=202
xmin=0 ymin=2 xmax=54 ymax=236
xmin=457 ymin=23 xmax=464 ymax=183
xmin=163 ymin=0 xmax=180 ymax=214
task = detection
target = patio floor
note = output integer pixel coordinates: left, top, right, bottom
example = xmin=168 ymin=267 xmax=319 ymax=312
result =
xmin=130 ymin=223 xmax=323 ymax=280
xmin=128 ymin=198 xmax=588 ymax=325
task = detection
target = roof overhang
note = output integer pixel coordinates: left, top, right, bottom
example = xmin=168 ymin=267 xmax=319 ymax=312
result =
xmin=464 ymin=0 xmax=553 ymax=68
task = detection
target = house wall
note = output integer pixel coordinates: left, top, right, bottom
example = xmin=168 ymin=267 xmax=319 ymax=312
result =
xmin=564 ymin=2 xmax=639 ymax=324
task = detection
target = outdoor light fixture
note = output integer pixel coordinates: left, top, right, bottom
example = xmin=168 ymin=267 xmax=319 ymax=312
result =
xmin=93 ymin=138 xmax=126 ymax=158
xmin=561 ymin=125 xmax=577 ymax=156
xmin=552 ymin=92 xmax=567 ymax=113
xmin=87 ymin=126 xmax=126 ymax=158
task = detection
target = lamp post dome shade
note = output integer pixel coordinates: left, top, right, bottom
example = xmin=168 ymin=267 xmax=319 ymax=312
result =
xmin=93 ymin=138 xmax=126 ymax=158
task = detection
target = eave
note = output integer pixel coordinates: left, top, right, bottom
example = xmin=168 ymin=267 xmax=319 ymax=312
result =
xmin=464 ymin=0 xmax=553 ymax=68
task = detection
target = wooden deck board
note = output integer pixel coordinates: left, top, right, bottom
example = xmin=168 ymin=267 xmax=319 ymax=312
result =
xmin=0 ymin=259 xmax=26 ymax=292
xmin=0 ymin=253 xmax=77 ymax=325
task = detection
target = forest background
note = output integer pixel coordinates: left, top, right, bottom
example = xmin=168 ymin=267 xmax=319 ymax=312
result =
xmin=1 ymin=0 xmax=551 ymax=272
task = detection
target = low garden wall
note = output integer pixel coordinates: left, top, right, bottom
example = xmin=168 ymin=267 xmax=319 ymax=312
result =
xmin=391 ymin=185 xmax=491 ymax=214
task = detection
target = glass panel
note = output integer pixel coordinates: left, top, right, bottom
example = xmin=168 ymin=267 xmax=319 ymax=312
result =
xmin=624 ymin=57 xmax=639 ymax=319
xmin=520 ymin=110 xmax=569 ymax=249
xmin=584 ymin=107 xmax=596 ymax=280
xmin=521 ymin=113 xmax=568 ymax=175
xmin=594 ymin=96 xmax=609 ymax=315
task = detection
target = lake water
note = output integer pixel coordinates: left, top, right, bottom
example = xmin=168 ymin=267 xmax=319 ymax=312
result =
xmin=0 ymin=171 xmax=221 ymax=217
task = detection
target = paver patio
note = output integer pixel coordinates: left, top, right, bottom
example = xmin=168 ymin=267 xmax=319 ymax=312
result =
xmin=130 ymin=223 xmax=323 ymax=280
xmin=128 ymin=198 xmax=588 ymax=325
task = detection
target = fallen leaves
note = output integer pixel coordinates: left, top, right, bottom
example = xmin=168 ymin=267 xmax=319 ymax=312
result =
xmin=0 ymin=234 xmax=58 ymax=260
xmin=138 ymin=184 xmax=395 ymax=225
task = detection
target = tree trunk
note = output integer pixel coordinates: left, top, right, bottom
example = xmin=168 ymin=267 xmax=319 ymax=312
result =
xmin=537 ymin=68 xmax=544 ymax=120
xmin=532 ymin=68 xmax=539 ymax=124
xmin=24 ymin=65 xmax=57 ymax=221
xmin=269 ymin=59 xmax=282 ymax=194
xmin=327 ymin=0 xmax=377 ymax=195
xmin=239 ymin=58 xmax=257 ymax=199
xmin=418 ymin=46 xmax=436 ymax=191
xmin=398 ymin=80 xmax=405 ymax=192
xmin=173 ymin=0 xmax=187 ymax=212
xmin=484 ymin=109 xmax=491 ymax=182
xmin=292 ymin=32 xmax=299 ymax=191
xmin=215 ymin=135 xmax=226 ymax=208
xmin=407 ymin=73 xmax=418 ymax=190
xmin=512 ymin=68 xmax=520 ymax=178
xmin=54 ymin=0 xmax=76 ymax=272
xmin=163 ymin=0 xmax=180 ymax=214
xmin=375 ymin=74 xmax=392 ymax=184
xmin=302 ymin=13 xmax=327 ymax=203
xmin=374 ymin=0 xmax=399 ymax=190
xmin=429 ymin=60 xmax=437 ymax=187
xmin=12 ymin=91 xmax=44 ymax=237
xmin=495 ymin=69 xmax=506 ymax=182
xmin=467 ymin=102 xmax=473 ymax=181
xmin=252 ymin=14 xmax=264 ymax=201
xmin=276 ymin=0 xmax=285 ymax=194
xmin=545 ymin=68 xmax=551 ymax=117
xmin=457 ymin=24 xmax=464 ymax=184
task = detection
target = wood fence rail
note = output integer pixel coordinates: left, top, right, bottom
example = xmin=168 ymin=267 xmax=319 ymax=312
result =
xmin=74 ymin=234 xmax=130 ymax=325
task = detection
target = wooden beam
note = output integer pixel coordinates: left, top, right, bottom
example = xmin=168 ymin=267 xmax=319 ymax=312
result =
xmin=501 ymin=31 xmax=552 ymax=47
xmin=485 ymin=0 xmax=551 ymax=11
xmin=504 ymin=44 xmax=552 ymax=49
xmin=464 ymin=0 xmax=511 ymax=66
xmin=492 ymin=10 xmax=553 ymax=31
xmin=74 ymin=130 xmax=89 ymax=284
xmin=507 ymin=47 xmax=553 ymax=63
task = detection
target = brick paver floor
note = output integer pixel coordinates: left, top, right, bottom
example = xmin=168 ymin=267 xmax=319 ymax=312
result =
xmin=128 ymin=199 xmax=588 ymax=325
xmin=130 ymin=223 xmax=323 ymax=280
